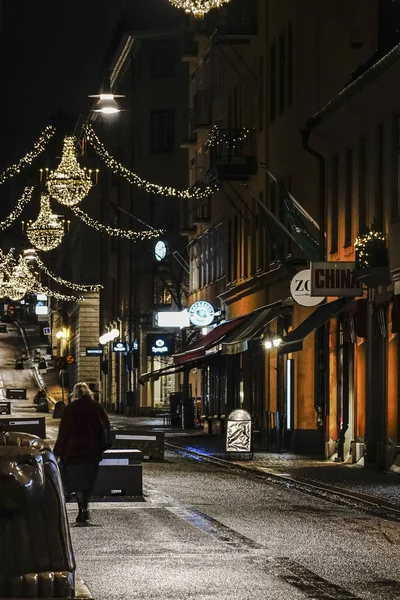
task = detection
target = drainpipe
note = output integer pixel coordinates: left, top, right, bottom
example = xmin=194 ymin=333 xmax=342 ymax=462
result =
xmin=300 ymin=127 xmax=328 ymax=457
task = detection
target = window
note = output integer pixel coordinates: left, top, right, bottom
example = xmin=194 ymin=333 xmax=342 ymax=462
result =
xmin=376 ymin=123 xmax=384 ymax=228
xmin=154 ymin=276 xmax=172 ymax=306
xmin=278 ymin=29 xmax=286 ymax=115
xmin=227 ymin=218 xmax=232 ymax=283
xmin=345 ymin=149 xmax=353 ymax=247
xmin=150 ymin=40 xmax=175 ymax=78
xmin=269 ymin=182 xmax=277 ymax=263
xmin=393 ymin=116 xmax=400 ymax=217
xmin=269 ymin=40 xmax=277 ymax=122
xmin=258 ymin=56 xmax=264 ymax=132
xmin=233 ymin=215 xmax=239 ymax=280
xmin=150 ymin=110 xmax=175 ymax=153
xmin=331 ymin=157 xmax=339 ymax=253
xmin=358 ymin=137 xmax=367 ymax=233
xmin=258 ymin=191 xmax=265 ymax=271
xmin=287 ymin=22 xmax=293 ymax=107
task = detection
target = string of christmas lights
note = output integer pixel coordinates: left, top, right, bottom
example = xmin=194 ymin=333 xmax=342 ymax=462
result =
xmin=206 ymin=124 xmax=255 ymax=148
xmin=0 ymin=126 xmax=56 ymax=186
xmin=33 ymin=255 xmax=102 ymax=292
xmin=0 ymin=187 xmax=34 ymax=231
xmin=70 ymin=206 xmax=164 ymax=240
xmin=84 ymin=123 xmax=216 ymax=200
xmin=31 ymin=281 xmax=84 ymax=302
xmin=354 ymin=230 xmax=387 ymax=269
xmin=168 ymin=0 xmax=231 ymax=19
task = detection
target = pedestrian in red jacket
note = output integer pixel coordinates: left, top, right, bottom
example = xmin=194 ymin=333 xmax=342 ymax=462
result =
xmin=54 ymin=382 xmax=111 ymax=524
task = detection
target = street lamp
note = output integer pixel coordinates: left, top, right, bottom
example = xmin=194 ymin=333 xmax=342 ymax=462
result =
xmin=264 ymin=337 xmax=282 ymax=350
xmin=88 ymin=93 xmax=125 ymax=115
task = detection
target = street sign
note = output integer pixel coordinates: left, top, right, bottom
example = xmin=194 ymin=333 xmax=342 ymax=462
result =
xmin=86 ymin=347 xmax=103 ymax=356
xmin=290 ymin=269 xmax=325 ymax=307
xmin=311 ymin=261 xmax=363 ymax=297
xmin=43 ymin=327 xmax=51 ymax=335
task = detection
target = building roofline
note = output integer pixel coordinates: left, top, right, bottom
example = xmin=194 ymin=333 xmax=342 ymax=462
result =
xmin=305 ymin=41 xmax=400 ymax=132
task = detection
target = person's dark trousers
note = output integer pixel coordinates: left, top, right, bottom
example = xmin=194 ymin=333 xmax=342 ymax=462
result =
xmin=75 ymin=491 xmax=90 ymax=523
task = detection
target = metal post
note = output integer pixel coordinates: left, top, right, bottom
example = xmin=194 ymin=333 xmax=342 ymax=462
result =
xmin=365 ymin=286 xmax=374 ymax=466
xmin=61 ymin=370 xmax=65 ymax=404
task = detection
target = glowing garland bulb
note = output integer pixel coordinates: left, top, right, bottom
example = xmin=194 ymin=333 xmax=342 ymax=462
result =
xmin=26 ymin=194 xmax=65 ymax=252
xmin=0 ymin=187 xmax=34 ymax=231
xmin=32 ymin=255 xmax=102 ymax=292
xmin=83 ymin=123 xmax=216 ymax=200
xmin=70 ymin=206 xmax=165 ymax=240
xmin=0 ymin=126 xmax=56 ymax=187
xmin=168 ymin=0 xmax=231 ymax=18
xmin=47 ymin=136 xmax=93 ymax=207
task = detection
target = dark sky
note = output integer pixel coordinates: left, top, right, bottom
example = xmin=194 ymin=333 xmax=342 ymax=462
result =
xmin=0 ymin=0 xmax=126 ymax=168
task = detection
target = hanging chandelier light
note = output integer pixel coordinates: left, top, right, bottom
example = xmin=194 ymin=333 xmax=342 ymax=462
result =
xmin=5 ymin=256 xmax=32 ymax=301
xmin=25 ymin=194 xmax=65 ymax=252
xmin=46 ymin=136 xmax=96 ymax=207
xmin=168 ymin=0 xmax=231 ymax=19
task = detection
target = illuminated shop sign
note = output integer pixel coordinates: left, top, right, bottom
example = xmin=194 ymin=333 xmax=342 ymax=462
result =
xmin=155 ymin=310 xmax=190 ymax=328
xmin=146 ymin=333 xmax=175 ymax=356
xmin=188 ymin=301 xmax=215 ymax=327
xmin=113 ymin=342 xmax=128 ymax=353
xmin=290 ymin=269 xmax=325 ymax=307
xmin=311 ymin=262 xmax=362 ymax=297
xmin=86 ymin=347 xmax=103 ymax=356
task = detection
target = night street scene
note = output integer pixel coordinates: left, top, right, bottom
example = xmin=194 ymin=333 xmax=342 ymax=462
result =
xmin=2 ymin=0 xmax=400 ymax=599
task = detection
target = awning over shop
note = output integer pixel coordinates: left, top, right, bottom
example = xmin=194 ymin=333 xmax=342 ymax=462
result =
xmin=139 ymin=361 xmax=198 ymax=385
xmin=221 ymin=301 xmax=287 ymax=355
xmin=279 ymin=297 xmax=348 ymax=354
xmin=173 ymin=315 xmax=247 ymax=365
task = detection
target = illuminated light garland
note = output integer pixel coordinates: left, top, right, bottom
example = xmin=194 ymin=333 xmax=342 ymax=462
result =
xmin=0 ymin=126 xmax=56 ymax=186
xmin=25 ymin=194 xmax=65 ymax=252
xmin=84 ymin=123 xmax=216 ymax=200
xmin=32 ymin=255 xmax=102 ymax=292
xmin=354 ymin=230 xmax=387 ymax=269
xmin=168 ymin=0 xmax=231 ymax=18
xmin=70 ymin=206 xmax=165 ymax=240
xmin=0 ymin=248 xmax=16 ymax=276
xmin=0 ymin=187 xmax=34 ymax=231
xmin=46 ymin=136 xmax=95 ymax=207
xmin=31 ymin=281 xmax=84 ymax=302
xmin=206 ymin=124 xmax=255 ymax=148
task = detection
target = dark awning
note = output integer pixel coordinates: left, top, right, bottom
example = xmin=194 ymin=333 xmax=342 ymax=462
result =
xmin=279 ymin=298 xmax=348 ymax=354
xmin=139 ymin=361 xmax=197 ymax=385
xmin=173 ymin=315 xmax=247 ymax=365
xmin=221 ymin=301 xmax=287 ymax=355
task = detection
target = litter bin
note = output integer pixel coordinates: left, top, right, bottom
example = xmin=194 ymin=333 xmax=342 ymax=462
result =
xmin=225 ymin=409 xmax=253 ymax=460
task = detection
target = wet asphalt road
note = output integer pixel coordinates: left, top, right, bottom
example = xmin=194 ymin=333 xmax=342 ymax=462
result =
xmin=1 ymin=324 xmax=400 ymax=599
xmin=69 ymin=450 xmax=400 ymax=600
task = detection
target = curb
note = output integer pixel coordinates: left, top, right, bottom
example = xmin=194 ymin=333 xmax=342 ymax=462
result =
xmin=166 ymin=441 xmax=400 ymax=522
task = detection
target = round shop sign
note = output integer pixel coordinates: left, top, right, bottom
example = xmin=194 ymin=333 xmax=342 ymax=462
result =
xmin=290 ymin=269 xmax=325 ymax=307
xmin=188 ymin=300 xmax=215 ymax=327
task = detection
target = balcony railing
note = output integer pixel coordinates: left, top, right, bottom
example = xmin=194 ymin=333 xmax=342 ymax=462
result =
xmin=207 ymin=128 xmax=257 ymax=182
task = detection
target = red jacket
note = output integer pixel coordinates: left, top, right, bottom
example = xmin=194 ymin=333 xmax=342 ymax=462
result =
xmin=54 ymin=395 xmax=110 ymax=465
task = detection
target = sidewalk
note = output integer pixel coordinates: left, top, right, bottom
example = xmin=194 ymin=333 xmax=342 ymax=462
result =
xmin=92 ymin=412 xmax=400 ymax=513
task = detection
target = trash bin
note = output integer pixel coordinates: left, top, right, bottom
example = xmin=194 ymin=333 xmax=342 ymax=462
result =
xmin=225 ymin=409 xmax=253 ymax=460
